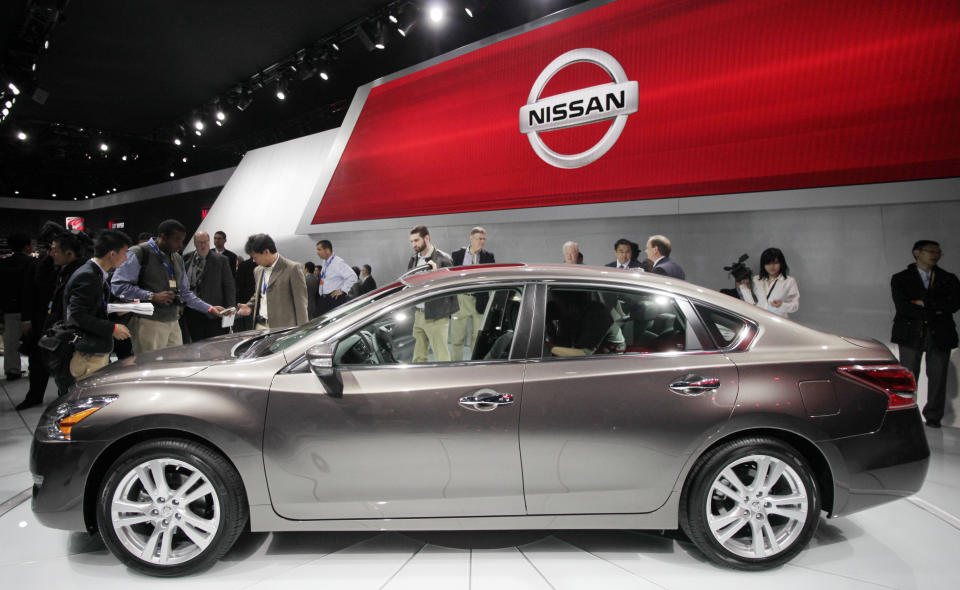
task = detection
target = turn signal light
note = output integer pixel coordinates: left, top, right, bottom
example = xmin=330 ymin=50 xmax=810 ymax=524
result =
xmin=57 ymin=407 xmax=103 ymax=438
xmin=836 ymin=365 xmax=917 ymax=410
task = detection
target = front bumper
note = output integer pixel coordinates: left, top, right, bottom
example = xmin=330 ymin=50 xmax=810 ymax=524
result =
xmin=30 ymin=435 xmax=108 ymax=531
xmin=825 ymin=406 xmax=930 ymax=517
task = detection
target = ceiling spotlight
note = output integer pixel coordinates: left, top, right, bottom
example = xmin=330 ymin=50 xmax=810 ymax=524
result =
xmin=388 ymin=14 xmax=398 ymax=24
xmin=194 ymin=129 xmax=202 ymax=136
xmin=51 ymin=193 xmax=56 ymax=197
xmin=320 ymin=71 xmax=329 ymax=81
xmin=428 ymin=4 xmax=445 ymax=24
xmin=99 ymin=143 xmax=109 ymax=151
xmin=44 ymin=40 xmax=49 ymax=49
xmin=331 ymin=42 xmax=339 ymax=52
xmin=182 ymin=157 xmax=188 ymax=163
xmin=236 ymin=90 xmax=253 ymax=111
xmin=4 ymin=101 xmax=11 ymax=108
xmin=7 ymin=82 xmax=19 ymax=95
xmin=170 ymin=171 xmax=175 ymax=177
xmin=276 ymin=78 xmax=288 ymax=100
xmin=2 ymin=108 xmax=8 ymax=117
xmin=215 ymin=120 xmax=222 ymax=126
xmin=396 ymin=8 xmax=418 ymax=37
xmin=32 ymin=63 xmax=37 ymax=71
xmin=464 ymin=1 xmax=481 ymax=18
xmin=174 ymin=138 xmax=182 ymax=146
xmin=215 ymin=109 xmax=225 ymax=121
xmin=17 ymin=131 xmax=27 ymax=140
xmin=193 ymin=119 xmax=204 ymax=131
xmin=374 ymin=22 xmax=388 ymax=49
xmin=122 ymin=155 xmax=127 ymax=161
xmin=14 ymin=190 xmax=18 ymax=195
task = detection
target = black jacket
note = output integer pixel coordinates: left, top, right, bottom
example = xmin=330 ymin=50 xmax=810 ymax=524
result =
xmin=407 ymin=247 xmax=458 ymax=319
xmin=451 ymin=248 xmax=496 ymax=266
xmin=183 ymin=250 xmax=236 ymax=313
xmin=651 ymin=256 xmax=686 ymax=280
xmin=64 ymin=260 xmax=116 ymax=354
xmin=359 ymin=275 xmax=377 ymax=295
xmin=218 ymin=248 xmax=239 ymax=278
xmin=0 ymin=251 xmax=33 ymax=313
xmin=891 ymin=263 xmax=960 ymax=350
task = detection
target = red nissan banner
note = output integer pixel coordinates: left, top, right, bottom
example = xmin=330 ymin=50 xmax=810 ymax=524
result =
xmin=312 ymin=0 xmax=960 ymax=224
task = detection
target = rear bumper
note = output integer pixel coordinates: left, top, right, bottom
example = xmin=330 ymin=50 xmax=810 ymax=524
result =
xmin=825 ymin=407 xmax=930 ymax=517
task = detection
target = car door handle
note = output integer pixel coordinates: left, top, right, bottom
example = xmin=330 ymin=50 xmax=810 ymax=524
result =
xmin=458 ymin=389 xmax=515 ymax=412
xmin=669 ymin=374 xmax=721 ymax=396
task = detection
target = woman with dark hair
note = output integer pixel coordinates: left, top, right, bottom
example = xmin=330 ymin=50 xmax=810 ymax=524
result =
xmin=738 ymin=247 xmax=799 ymax=318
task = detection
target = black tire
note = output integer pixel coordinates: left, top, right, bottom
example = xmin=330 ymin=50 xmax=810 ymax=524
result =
xmin=679 ymin=436 xmax=820 ymax=570
xmin=96 ymin=438 xmax=248 ymax=576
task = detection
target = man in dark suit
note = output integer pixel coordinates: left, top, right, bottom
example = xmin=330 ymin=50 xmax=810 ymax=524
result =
xmin=450 ymin=227 xmax=496 ymax=360
xmin=303 ymin=261 xmax=321 ymax=319
xmin=237 ymin=234 xmax=309 ymax=329
xmin=63 ymin=230 xmax=132 ymax=385
xmin=605 ymin=238 xmax=644 ymax=270
xmin=646 ymin=235 xmax=685 ymax=280
xmin=891 ymin=240 xmax=960 ymax=428
xmin=358 ymin=264 xmax=377 ymax=295
xmin=407 ymin=225 xmax=457 ymax=362
xmin=213 ymin=230 xmax=239 ymax=278
xmin=182 ymin=231 xmax=236 ymax=342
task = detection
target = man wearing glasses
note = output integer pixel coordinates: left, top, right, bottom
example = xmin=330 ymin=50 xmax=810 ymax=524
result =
xmin=891 ymin=240 xmax=960 ymax=428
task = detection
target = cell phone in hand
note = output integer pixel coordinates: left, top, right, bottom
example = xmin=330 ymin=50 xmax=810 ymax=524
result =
xmin=218 ymin=307 xmax=237 ymax=316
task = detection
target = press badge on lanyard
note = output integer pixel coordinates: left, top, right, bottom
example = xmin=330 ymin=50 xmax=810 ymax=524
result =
xmin=148 ymin=240 xmax=178 ymax=290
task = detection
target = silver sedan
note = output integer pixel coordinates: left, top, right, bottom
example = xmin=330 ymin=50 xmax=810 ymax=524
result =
xmin=30 ymin=264 xmax=929 ymax=576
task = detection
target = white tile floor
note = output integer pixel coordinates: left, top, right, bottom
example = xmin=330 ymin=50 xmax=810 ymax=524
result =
xmin=1 ymin=371 xmax=959 ymax=589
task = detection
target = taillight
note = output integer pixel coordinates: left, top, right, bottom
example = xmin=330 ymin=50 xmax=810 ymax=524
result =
xmin=836 ymin=365 xmax=917 ymax=410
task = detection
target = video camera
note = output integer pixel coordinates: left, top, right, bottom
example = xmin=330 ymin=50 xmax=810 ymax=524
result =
xmin=720 ymin=254 xmax=754 ymax=300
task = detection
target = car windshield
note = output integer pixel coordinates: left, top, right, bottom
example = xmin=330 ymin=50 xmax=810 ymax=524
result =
xmin=241 ymin=283 xmax=405 ymax=358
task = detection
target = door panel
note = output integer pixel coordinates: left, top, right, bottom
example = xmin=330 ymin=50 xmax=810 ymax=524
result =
xmin=265 ymin=363 xmax=526 ymax=520
xmin=520 ymin=354 xmax=737 ymax=514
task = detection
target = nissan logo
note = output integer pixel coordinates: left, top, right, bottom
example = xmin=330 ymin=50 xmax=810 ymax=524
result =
xmin=520 ymin=48 xmax=638 ymax=169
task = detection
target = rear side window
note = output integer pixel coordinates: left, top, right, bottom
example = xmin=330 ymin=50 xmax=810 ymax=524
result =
xmin=543 ymin=287 xmax=697 ymax=357
xmin=695 ymin=304 xmax=749 ymax=349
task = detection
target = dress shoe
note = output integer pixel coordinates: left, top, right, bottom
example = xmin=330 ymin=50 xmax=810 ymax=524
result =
xmin=15 ymin=399 xmax=41 ymax=411
xmin=925 ymin=419 xmax=942 ymax=428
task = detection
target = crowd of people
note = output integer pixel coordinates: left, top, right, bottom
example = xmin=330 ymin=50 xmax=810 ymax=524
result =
xmin=0 ymin=220 xmax=956 ymax=427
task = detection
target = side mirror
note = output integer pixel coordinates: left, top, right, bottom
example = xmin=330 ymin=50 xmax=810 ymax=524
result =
xmin=306 ymin=343 xmax=343 ymax=398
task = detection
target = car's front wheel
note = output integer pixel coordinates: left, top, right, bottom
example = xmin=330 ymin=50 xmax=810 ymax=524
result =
xmin=96 ymin=438 xmax=248 ymax=576
xmin=680 ymin=436 xmax=821 ymax=570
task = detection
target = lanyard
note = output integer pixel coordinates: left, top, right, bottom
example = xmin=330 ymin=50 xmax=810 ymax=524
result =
xmin=147 ymin=240 xmax=176 ymax=279
xmin=321 ymin=256 xmax=332 ymax=279
xmin=763 ymin=278 xmax=780 ymax=302
xmin=261 ymin=269 xmax=269 ymax=296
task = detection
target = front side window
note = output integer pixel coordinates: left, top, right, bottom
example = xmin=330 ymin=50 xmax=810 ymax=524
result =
xmin=335 ymin=286 xmax=525 ymax=366
xmin=542 ymin=287 xmax=698 ymax=358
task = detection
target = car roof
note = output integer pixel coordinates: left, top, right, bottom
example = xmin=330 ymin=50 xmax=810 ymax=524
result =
xmin=402 ymin=263 xmax=726 ymax=304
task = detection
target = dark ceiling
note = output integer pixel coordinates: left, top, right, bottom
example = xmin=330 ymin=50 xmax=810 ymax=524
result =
xmin=0 ymin=0 xmax=590 ymax=201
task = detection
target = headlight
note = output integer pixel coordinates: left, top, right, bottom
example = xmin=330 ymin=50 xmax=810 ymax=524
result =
xmin=39 ymin=395 xmax=118 ymax=441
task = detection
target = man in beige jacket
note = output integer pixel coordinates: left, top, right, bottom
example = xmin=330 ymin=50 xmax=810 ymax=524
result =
xmin=237 ymin=234 xmax=308 ymax=329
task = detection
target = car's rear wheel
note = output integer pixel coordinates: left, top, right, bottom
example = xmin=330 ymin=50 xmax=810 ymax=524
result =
xmin=96 ymin=438 xmax=248 ymax=576
xmin=680 ymin=437 xmax=820 ymax=570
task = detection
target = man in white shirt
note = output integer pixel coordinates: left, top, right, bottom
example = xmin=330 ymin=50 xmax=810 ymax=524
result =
xmin=315 ymin=240 xmax=357 ymax=316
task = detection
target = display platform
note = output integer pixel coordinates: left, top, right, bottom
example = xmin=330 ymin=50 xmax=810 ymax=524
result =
xmin=2 ymin=374 xmax=958 ymax=589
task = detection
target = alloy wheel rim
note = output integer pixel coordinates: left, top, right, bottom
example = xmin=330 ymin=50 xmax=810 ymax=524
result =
xmin=110 ymin=457 xmax=221 ymax=565
xmin=706 ymin=454 xmax=808 ymax=559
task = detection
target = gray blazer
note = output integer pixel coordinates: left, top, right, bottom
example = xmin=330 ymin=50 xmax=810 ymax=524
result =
xmin=247 ymin=255 xmax=309 ymax=328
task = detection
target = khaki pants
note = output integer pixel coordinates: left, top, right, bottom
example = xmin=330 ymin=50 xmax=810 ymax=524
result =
xmin=412 ymin=310 xmax=450 ymax=363
xmin=69 ymin=351 xmax=110 ymax=380
xmin=131 ymin=316 xmax=183 ymax=355
xmin=450 ymin=294 xmax=484 ymax=361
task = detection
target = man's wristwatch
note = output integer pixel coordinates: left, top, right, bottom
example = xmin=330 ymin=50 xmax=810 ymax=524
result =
xmin=147 ymin=292 xmax=153 ymax=301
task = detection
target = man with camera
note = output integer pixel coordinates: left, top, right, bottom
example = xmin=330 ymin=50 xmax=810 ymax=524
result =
xmin=111 ymin=219 xmax=226 ymax=355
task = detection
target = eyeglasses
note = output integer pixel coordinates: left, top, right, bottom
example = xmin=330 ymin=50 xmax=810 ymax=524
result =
xmin=921 ymin=248 xmax=942 ymax=255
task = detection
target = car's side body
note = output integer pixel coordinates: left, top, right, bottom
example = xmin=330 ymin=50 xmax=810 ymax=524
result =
xmin=31 ymin=265 xmax=929 ymax=542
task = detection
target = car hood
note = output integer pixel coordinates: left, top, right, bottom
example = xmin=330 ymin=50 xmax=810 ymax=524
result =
xmin=74 ymin=330 xmax=264 ymax=389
